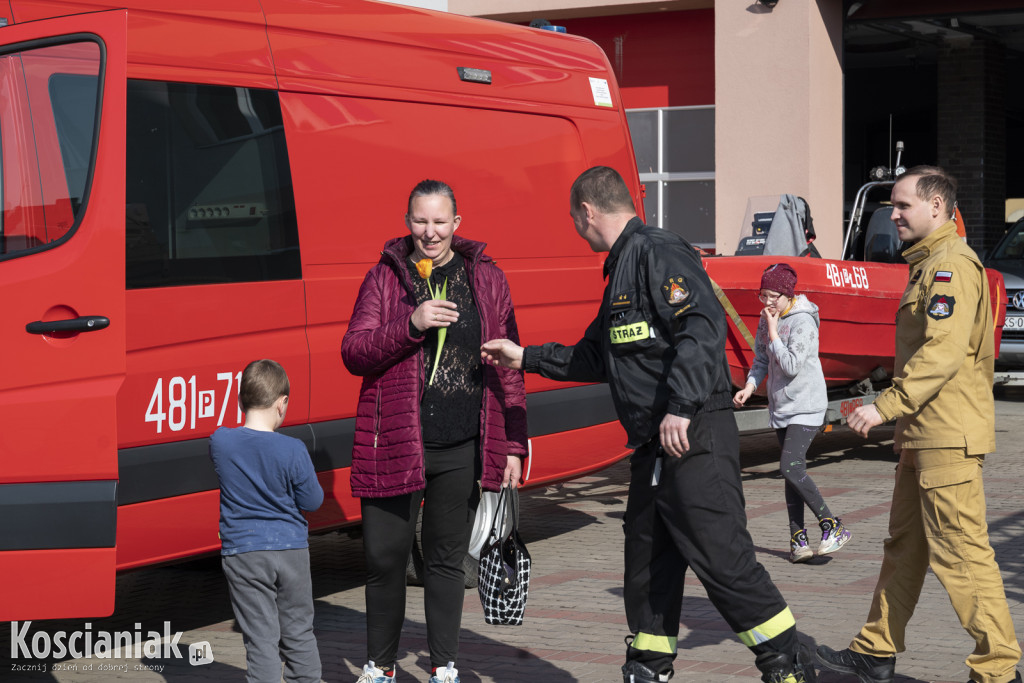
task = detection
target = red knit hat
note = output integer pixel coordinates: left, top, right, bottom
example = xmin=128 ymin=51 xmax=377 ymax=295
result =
xmin=760 ymin=263 xmax=797 ymax=298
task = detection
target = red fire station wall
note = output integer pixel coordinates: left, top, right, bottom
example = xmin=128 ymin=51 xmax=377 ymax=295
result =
xmin=555 ymin=10 xmax=714 ymax=109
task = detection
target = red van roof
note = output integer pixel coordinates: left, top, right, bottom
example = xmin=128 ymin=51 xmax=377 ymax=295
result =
xmin=10 ymin=0 xmax=620 ymax=108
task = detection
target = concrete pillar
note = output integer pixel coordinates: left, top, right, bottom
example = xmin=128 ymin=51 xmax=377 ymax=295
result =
xmin=715 ymin=0 xmax=844 ymax=257
xmin=937 ymin=39 xmax=1005 ymax=253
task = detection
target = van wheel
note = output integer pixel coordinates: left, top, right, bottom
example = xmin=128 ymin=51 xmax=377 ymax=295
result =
xmin=405 ymin=507 xmax=479 ymax=589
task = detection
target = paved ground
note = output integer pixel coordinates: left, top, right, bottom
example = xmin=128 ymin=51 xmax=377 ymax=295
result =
xmin=4 ymin=389 xmax=1023 ymax=682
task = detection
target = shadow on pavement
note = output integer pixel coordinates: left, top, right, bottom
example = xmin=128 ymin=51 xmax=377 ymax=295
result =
xmin=315 ymin=599 xmax=576 ymax=683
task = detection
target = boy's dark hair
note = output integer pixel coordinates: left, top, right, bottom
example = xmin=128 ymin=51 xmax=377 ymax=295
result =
xmin=570 ymin=166 xmax=635 ymax=214
xmin=903 ymin=165 xmax=958 ymax=216
xmin=238 ymin=359 xmax=289 ymax=411
xmin=407 ymin=179 xmax=457 ymax=215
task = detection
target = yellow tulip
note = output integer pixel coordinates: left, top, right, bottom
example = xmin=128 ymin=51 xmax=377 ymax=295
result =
xmin=416 ymin=258 xmax=432 ymax=279
xmin=414 ymin=256 xmax=447 ymax=384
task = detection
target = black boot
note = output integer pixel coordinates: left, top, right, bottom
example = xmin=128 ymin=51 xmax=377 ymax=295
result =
xmin=755 ymin=643 xmax=817 ymax=683
xmin=621 ymin=660 xmax=672 ymax=683
xmin=967 ymin=671 xmax=1022 ymax=683
xmin=815 ymin=645 xmax=894 ymax=683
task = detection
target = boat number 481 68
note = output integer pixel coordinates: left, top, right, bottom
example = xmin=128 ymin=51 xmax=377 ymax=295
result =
xmin=825 ymin=263 xmax=870 ymax=290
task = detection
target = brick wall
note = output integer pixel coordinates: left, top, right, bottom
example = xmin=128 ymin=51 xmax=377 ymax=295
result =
xmin=938 ymin=39 xmax=1006 ymax=253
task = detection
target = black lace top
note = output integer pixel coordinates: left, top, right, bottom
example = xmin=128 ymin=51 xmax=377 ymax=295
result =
xmin=405 ymin=252 xmax=483 ymax=446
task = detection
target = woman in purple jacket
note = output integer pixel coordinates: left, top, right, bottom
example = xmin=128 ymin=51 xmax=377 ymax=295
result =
xmin=342 ymin=180 xmax=528 ymax=683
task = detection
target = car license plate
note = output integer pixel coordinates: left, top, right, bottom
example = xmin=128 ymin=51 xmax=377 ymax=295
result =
xmin=1006 ymin=315 xmax=1024 ymax=330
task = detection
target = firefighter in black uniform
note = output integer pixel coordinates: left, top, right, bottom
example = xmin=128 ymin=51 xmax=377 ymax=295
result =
xmin=481 ymin=166 xmax=816 ymax=683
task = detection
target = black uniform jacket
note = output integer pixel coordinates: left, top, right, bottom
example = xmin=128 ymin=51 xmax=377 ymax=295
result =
xmin=523 ymin=217 xmax=733 ymax=448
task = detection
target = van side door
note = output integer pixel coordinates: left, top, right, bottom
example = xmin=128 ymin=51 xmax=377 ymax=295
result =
xmin=0 ymin=11 xmax=127 ymax=620
xmin=114 ymin=77 xmax=309 ymax=570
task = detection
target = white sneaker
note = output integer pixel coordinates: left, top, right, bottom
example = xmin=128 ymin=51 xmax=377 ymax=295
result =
xmin=429 ymin=662 xmax=460 ymax=683
xmin=818 ymin=517 xmax=852 ymax=556
xmin=357 ymin=661 xmax=393 ymax=683
xmin=789 ymin=529 xmax=813 ymax=563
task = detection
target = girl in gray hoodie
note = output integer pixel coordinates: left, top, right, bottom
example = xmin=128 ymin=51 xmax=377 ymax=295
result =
xmin=733 ymin=263 xmax=852 ymax=563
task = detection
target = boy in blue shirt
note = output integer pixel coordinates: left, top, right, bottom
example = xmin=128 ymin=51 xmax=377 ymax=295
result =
xmin=210 ymin=359 xmax=324 ymax=683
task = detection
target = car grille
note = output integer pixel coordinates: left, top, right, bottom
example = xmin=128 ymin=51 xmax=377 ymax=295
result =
xmin=1005 ymin=289 xmax=1024 ymax=339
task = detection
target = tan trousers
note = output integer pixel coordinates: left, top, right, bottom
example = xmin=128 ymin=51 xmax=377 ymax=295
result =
xmin=850 ymin=447 xmax=1021 ymax=683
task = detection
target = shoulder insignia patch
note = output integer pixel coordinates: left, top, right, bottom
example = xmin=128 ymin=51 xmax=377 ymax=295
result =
xmin=927 ymin=294 xmax=955 ymax=320
xmin=610 ymin=293 xmax=632 ymax=309
xmin=662 ymin=276 xmax=690 ymax=306
xmin=673 ymin=303 xmax=695 ymax=317
xmin=934 ymin=270 xmax=953 ymax=283
xmin=909 ymin=270 xmax=922 ymax=285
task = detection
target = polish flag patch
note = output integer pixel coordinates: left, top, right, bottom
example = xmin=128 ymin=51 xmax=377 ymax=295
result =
xmin=934 ymin=271 xmax=953 ymax=283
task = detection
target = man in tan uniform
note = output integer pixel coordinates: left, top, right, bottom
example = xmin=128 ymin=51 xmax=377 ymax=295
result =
xmin=816 ymin=166 xmax=1021 ymax=683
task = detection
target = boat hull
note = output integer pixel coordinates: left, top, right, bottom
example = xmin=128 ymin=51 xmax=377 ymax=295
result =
xmin=704 ymin=255 xmax=1006 ymax=391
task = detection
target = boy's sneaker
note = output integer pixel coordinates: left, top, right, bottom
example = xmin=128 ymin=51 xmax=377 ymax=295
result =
xmin=817 ymin=517 xmax=852 ymax=555
xmin=356 ymin=661 xmax=393 ymax=683
xmin=428 ymin=662 xmax=459 ymax=683
xmin=789 ymin=529 xmax=813 ymax=563
xmin=815 ymin=645 xmax=894 ymax=683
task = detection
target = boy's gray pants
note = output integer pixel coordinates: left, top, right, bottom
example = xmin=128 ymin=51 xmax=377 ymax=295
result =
xmin=222 ymin=548 xmax=321 ymax=683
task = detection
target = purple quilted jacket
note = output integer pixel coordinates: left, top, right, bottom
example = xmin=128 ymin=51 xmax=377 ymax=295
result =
xmin=341 ymin=234 xmax=528 ymax=498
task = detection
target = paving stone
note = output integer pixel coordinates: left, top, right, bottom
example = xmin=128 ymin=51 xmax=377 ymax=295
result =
xmin=3 ymin=392 xmax=1023 ymax=682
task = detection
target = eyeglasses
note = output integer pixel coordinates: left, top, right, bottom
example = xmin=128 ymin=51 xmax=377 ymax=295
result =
xmin=758 ymin=292 xmax=783 ymax=303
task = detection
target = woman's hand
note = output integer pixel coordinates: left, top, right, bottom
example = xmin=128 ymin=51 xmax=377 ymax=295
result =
xmin=411 ymin=299 xmax=458 ymax=332
xmin=762 ymin=307 xmax=781 ymax=341
xmin=733 ymin=382 xmax=756 ymax=409
xmin=502 ymin=455 xmax=522 ymax=488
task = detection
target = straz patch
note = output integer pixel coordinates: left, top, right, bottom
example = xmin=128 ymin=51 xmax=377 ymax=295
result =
xmin=934 ymin=270 xmax=953 ymax=283
xmin=662 ymin=275 xmax=691 ymax=306
xmin=610 ymin=321 xmax=652 ymax=344
xmin=927 ymin=294 xmax=955 ymax=320
xmin=909 ymin=270 xmax=922 ymax=285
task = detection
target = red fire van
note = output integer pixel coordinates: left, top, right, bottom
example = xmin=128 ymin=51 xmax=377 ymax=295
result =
xmin=0 ymin=0 xmax=641 ymax=620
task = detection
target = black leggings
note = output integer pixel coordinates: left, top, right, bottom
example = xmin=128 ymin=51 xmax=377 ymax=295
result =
xmin=775 ymin=425 xmax=832 ymax=534
xmin=360 ymin=440 xmax=481 ymax=669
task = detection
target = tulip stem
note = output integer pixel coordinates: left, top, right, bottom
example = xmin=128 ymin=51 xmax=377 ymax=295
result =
xmin=429 ymin=277 xmax=447 ymax=385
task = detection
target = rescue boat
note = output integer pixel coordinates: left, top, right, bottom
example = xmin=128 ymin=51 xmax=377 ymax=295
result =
xmin=706 ymin=188 xmax=1007 ymax=395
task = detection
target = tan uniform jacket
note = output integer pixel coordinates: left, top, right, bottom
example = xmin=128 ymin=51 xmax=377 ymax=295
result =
xmin=872 ymin=221 xmax=996 ymax=454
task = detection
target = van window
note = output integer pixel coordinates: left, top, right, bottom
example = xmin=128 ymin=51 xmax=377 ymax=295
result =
xmin=0 ymin=41 xmax=100 ymax=259
xmin=126 ymin=81 xmax=300 ymax=288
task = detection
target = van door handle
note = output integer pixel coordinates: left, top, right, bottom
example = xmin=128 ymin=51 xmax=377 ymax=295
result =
xmin=26 ymin=316 xmax=110 ymax=334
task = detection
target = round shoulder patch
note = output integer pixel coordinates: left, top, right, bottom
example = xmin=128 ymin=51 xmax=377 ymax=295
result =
xmin=662 ymin=275 xmax=691 ymax=306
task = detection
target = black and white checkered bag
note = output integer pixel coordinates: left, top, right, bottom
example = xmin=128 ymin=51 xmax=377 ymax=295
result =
xmin=476 ymin=486 xmax=531 ymax=625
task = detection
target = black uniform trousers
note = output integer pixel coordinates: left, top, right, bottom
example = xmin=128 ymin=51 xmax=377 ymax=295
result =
xmin=623 ymin=409 xmax=798 ymax=673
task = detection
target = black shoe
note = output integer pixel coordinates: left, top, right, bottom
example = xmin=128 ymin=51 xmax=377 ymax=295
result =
xmin=755 ymin=644 xmax=817 ymax=683
xmin=621 ymin=660 xmax=672 ymax=683
xmin=968 ymin=671 xmax=1023 ymax=683
xmin=815 ymin=645 xmax=894 ymax=683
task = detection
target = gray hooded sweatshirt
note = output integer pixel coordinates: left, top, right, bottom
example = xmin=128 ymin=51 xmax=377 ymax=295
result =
xmin=745 ymin=294 xmax=827 ymax=428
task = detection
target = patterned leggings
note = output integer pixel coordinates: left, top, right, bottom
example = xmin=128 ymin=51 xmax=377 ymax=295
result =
xmin=775 ymin=424 xmax=832 ymax=534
